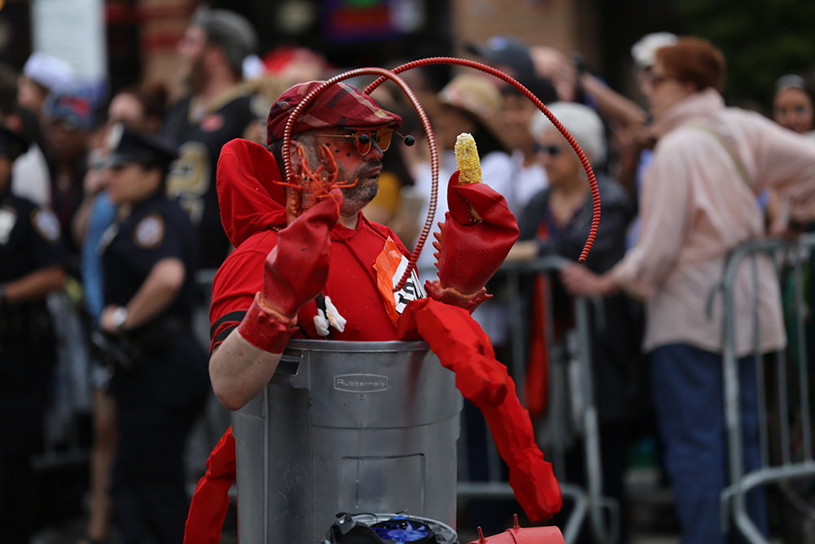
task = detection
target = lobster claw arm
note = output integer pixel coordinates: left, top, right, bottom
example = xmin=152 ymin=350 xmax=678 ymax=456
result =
xmin=427 ymin=170 xmax=519 ymax=311
xmin=398 ymin=298 xmax=563 ymax=522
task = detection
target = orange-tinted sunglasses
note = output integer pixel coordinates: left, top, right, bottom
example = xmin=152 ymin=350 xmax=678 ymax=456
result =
xmin=319 ymin=127 xmax=394 ymax=156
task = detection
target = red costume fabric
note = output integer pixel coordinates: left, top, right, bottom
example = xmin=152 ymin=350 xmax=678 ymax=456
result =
xmin=397 ymin=298 xmax=562 ymax=522
xmin=209 ymin=139 xmax=412 ymax=351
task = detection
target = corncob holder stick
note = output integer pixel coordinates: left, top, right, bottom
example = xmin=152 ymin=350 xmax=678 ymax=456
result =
xmin=282 ymin=58 xmax=601 ymax=292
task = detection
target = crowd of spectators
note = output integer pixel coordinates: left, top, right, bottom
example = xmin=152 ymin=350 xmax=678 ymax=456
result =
xmin=4 ymin=6 xmax=815 ymax=544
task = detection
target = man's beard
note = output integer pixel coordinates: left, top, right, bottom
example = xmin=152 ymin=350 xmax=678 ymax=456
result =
xmin=339 ymin=161 xmax=380 ymax=216
xmin=300 ymin=140 xmax=381 ymax=216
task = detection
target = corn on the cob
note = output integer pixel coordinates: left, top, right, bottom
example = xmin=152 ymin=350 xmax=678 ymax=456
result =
xmin=455 ymin=133 xmax=482 ymax=185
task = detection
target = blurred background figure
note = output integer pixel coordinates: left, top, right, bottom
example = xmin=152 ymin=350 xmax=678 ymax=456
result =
xmin=163 ymin=7 xmax=259 ymax=270
xmin=97 ymin=125 xmax=209 ymax=544
xmin=45 ymin=92 xmax=93 ymax=276
xmin=630 ymin=32 xmax=679 ymax=90
xmin=617 ymin=32 xmax=680 ymax=252
xmin=239 ymin=75 xmax=296 ymax=146
xmin=618 ymin=31 xmax=678 ymax=201
xmin=18 ymin=52 xmax=75 ymax=126
xmin=0 ymin=125 xmax=66 ymax=544
xmin=507 ymin=101 xmax=640 ymax=543
xmin=467 ymin=34 xmax=539 ymax=84
xmin=772 ymin=74 xmax=815 ymax=139
xmin=561 ymin=37 xmax=815 ymax=544
xmin=261 ymin=45 xmax=335 ymax=87
xmin=72 ymin=85 xmax=169 ymax=544
xmin=0 ymin=63 xmax=52 ymax=208
xmin=498 ymin=77 xmax=558 ymax=217
xmin=530 ymin=46 xmax=581 ymax=103
xmin=763 ymin=74 xmax=815 ymax=236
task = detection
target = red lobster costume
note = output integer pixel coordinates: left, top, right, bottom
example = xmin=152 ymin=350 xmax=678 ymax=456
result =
xmin=184 ymin=78 xmax=574 ymax=543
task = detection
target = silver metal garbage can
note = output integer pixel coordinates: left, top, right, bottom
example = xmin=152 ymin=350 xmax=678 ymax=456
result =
xmin=233 ymin=339 xmax=462 ymax=543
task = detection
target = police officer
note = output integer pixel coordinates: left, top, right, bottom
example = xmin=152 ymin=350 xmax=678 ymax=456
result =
xmin=0 ymin=125 xmax=66 ymax=543
xmin=96 ymin=124 xmax=209 ymax=544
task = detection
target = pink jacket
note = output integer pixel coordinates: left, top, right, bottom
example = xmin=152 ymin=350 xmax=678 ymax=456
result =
xmin=613 ymin=89 xmax=815 ymax=355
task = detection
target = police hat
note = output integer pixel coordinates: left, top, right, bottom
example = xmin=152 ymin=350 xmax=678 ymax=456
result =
xmin=0 ymin=125 xmax=30 ymax=161
xmin=105 ymin=123 xmax=178 ymax=171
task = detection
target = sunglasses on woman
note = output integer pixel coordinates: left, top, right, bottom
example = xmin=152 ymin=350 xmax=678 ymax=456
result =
xmin=319 ymin=127 xmax=394 ymax=156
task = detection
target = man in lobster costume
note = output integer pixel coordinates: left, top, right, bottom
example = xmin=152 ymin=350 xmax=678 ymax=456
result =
xmin=185 ymin=80 xmax=562 ymax=543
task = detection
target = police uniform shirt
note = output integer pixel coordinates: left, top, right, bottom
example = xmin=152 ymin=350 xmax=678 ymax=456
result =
xmin=0 ymin=190 xmax=64 ymax=285
xmin=101 ymin=194 xmax=199 ymax=323
xmin=161 ymin=89 xmax=256 ymax=270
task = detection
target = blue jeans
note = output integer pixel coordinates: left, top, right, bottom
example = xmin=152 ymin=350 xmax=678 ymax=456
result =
xmin=650 ymin=344 xmax=768 ymax=544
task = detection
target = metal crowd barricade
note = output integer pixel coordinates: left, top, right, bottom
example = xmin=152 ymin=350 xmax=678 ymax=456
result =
xmin=455 ymin=256 xmax=618 ymax=544
xmin=720 ymin=233 xmax=815 ymax=543
xmin=32 ymin=290 xmax=93 ymax=472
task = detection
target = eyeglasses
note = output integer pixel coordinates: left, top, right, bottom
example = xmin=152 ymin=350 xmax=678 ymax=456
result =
xmin=318 ymin=127 xmax=394 ymax=156
xmin=645 ymin=69 xmax=674 ymax=87
xmin=538 ymin=144 xmax=565 ymax=157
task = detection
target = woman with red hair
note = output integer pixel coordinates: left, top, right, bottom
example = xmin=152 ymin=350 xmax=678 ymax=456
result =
xmin=561 ymin=37 xmax=815 ymax=543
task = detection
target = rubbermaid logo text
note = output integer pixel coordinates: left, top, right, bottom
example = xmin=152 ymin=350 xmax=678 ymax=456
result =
xmin=334 ymin=374 xmax=389 ymax=392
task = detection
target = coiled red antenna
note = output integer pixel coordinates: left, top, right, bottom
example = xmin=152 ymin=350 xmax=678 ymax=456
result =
xmin=281 ymin=58 xmax=600 ymax=291
xmin=281 ymin=67 xmax=438 ymax=292
xmin=366 ymin=57 xmax=601 ymax=266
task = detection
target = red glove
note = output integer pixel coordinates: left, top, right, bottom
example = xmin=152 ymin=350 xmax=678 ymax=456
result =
xmin=426 ymin=171 xmax=519 ymax=312
xmin=237 ymin=189 xmax=342 ymax=353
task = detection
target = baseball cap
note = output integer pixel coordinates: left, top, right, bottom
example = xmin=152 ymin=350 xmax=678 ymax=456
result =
xmin=105 ymin=123 xmax=178 ymax=171
xmin=466 ymin=35 xmax=536 ymax=80
xmin=45 ymin=93 xmax=93 ymax=131
xmin=23 ymin=52 xmax=75 ymax=93
xmin=266 ymin=80 xmax=402 ymax=144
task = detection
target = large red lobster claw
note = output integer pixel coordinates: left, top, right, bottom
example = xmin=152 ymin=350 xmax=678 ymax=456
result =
xmin=426 ymin=171 xmax=519 ymax=312
xmin=237 ymin=188 xmax=343 ymax=353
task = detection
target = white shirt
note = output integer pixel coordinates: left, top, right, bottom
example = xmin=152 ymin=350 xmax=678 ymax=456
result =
xmin=11 ymin=143 xmax=51 ymax=207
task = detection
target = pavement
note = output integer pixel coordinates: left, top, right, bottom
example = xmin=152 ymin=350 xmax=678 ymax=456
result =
xmin=29 ymin=466 xmax=795 ymax=544
xmin=31 ymin=481 xmax=680 ymax=544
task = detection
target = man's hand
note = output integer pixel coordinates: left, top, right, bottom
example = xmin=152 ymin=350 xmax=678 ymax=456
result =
xmin=426 ymin=171 xmax=519 ymax=311
xmin=237 ymin=189 xmax=342 ymax=352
